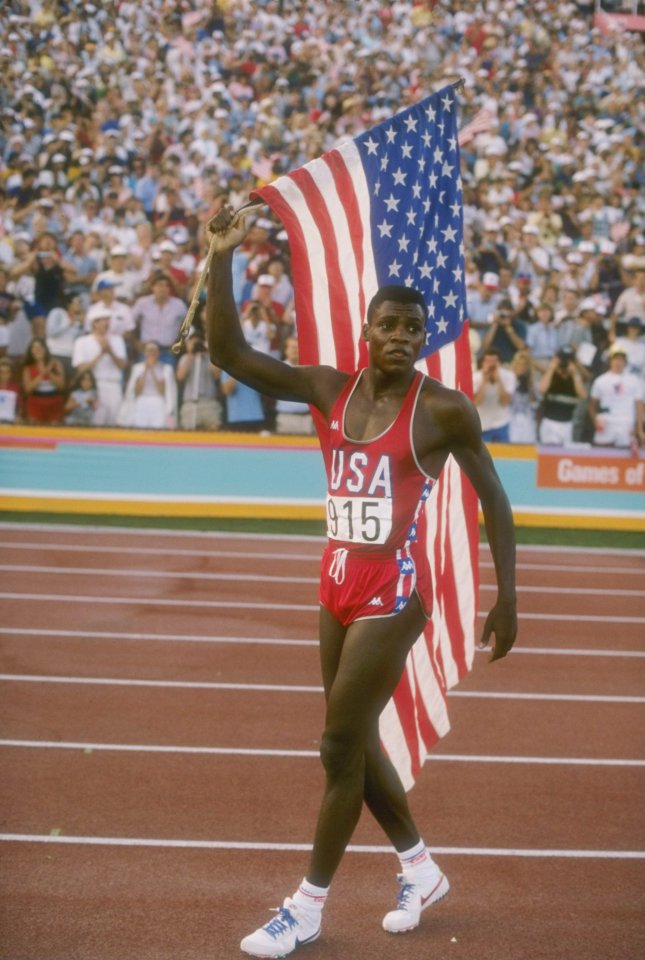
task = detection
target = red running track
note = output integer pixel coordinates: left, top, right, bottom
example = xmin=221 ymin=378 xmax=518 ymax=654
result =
xmin=0 ymin=523 xmax=644 ymax=960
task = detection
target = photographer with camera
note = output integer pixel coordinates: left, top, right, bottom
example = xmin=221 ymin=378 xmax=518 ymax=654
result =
xmin=176 ymin=324 xmax=222 ymax=431
xmin=537 ymin=346 xmax=587 ymax=446
xmin=479 ymin=298 xmax=528 ymax=364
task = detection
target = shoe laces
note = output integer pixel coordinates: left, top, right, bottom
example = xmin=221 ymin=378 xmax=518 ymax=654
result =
xmin=263 ymin=906 xmax=298 ymax=940
xmin=395 ymin=875 xmax=417 ymax=910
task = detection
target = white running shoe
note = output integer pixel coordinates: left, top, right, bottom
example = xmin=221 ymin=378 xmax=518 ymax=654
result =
xmin=382 ymin=871 xmax=450 ymax=934
xmin=240 ymin=897 xmax=321 ymax=958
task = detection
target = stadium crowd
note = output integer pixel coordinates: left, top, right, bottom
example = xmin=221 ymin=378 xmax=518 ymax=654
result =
xmin=0 ymin=0 xmax=644 ymax=446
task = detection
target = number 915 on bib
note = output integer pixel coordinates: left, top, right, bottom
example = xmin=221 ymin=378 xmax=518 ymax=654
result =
xmin=326 ymin=494 xmax=392 ymax=545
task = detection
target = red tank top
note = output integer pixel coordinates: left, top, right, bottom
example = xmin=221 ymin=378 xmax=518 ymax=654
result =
xmin=317 ymin=369 xmax=436 ymax=554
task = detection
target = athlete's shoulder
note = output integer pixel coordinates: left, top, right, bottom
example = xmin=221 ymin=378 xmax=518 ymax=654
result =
xmin=417 ymin=375 xmax=480 ymax=445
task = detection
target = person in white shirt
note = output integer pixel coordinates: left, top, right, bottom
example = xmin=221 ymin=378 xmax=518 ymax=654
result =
xmin=122 ymin=339 xmax=177 ymax=428
xmin=45 ymin=293 xmax=85 ymax=375
xmin=589 ymin=344 xmax=645 ymax=448
xmin=71 ymin=309 xmax=128 ymax=426
xmin=472 ymin=348 xmax=517 ymax=443
xmin=92 ymin=244 xmax=141 ymax=303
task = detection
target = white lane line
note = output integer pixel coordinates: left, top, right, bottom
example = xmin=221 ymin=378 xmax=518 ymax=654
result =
xmin=1 ymin=592 xmax=644 ymax=623
xmin=0 ymin=542 xmax=643 ymax=576
xmin=1 ymin=674 xmax=644 ymax=703
xmin=0 ymin=627 xmax=318 ymax=647
xmin=2 ymin=739 xmax=643 ymax=766
xmin=2 ymin=627 xmax=643 ymax=658
xmin=0 ymin=833 xmax=642 ymax=858
xmin=2 ymin=564 xmax=643 ymax=597
xmin=0 ymin=564 xmax=318 ymax=586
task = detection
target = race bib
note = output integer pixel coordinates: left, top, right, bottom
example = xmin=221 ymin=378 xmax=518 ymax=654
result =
xmin=326 ymin=494 xmax=392 ymax=545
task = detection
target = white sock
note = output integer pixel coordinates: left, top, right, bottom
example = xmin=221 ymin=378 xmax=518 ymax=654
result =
xmin=292 ymin=878 xmax=329 ymax=915
xmin=397 ymin=839 xmax=438 ymax=880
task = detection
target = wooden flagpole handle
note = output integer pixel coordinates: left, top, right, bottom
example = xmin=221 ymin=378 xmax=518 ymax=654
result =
xmin=171 ymin=199 xmax=264 ymax=356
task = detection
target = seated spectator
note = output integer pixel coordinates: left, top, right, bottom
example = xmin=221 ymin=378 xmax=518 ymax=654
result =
xmin=176 ymin=329 xmax=222 ymax=431
xmin=121 ymin=340 xmax=177 ymax=429
xmin=21 ymin=336 xmax=66 ymax=424
xmin=64 ymin=369 xmax=98 ymax=426
xmin=220 ymin=370 xmax=267 ymax=433
xmin=0 ymin=357 xmax=20 ymax=423
xmin=472 ymin=348 xmax=516 ymax=444
xmin=509 ymin=350 xmax=540 ymax=444
xmin=479 ymin=299 xmax=527 ymax=365
xmin=71 ymin=310 xmax=128 ymax=426
xmin=537 ymin=347 xmax=588 ymax=446
xmin=275 ymin=337 xmax=315 ymax=436
xmin=589 ymin=344 xmax=645 ymax=449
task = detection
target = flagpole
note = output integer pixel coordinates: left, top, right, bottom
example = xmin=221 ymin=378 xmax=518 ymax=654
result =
xmin=172 ymin=78 xmax=467 ymax=355
xmin=171 ymin=199 xmax=262 ymax=355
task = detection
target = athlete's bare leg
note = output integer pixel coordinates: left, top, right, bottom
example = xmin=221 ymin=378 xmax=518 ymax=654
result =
xmin=308 ymin=599 xmax=427 ymax=886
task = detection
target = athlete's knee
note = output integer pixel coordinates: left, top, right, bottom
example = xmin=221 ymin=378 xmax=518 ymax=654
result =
xmin=319 ymin=729 xmax=364 ymax=781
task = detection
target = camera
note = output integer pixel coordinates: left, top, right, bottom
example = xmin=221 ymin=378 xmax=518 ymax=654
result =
xmin=192 ymin=340 xmax=206 ymax=353
xmin=557 ymin=347 xmax=574 ymax=370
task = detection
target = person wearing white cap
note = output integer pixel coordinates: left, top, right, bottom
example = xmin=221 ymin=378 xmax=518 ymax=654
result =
xmin=466 ymin=272 xmax=502 ymax=332
xmin=93 ymin=245 xmax=140 ymax=304
xmin=71 ymin=309 xmax=128 ymax=426
xmin=589 ymin=344 xmax=644 ymax=449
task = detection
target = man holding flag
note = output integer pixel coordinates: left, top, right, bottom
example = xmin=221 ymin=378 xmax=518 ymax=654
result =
xmin=205 ymin=84 xmax=517 ymax=959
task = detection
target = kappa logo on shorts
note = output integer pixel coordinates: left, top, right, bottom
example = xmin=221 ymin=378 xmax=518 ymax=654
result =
xmin=398 ymin=558 xmax=415 ymax=575
xmin=368 ymin=596 xmax=384 ymax=607
xmin=330 ymin=419 xmax=340 ymax=430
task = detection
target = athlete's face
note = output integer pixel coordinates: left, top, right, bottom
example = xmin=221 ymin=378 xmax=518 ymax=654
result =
xmin=364 ymin=300 xmax=426 ymax=370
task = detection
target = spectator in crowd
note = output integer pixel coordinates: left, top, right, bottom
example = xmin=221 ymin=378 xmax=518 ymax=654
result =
xmin=509 ymin=350 xmax=540 ymax=445
xmin=21 ymin=336 xmax=66 ymax=424
xmin=64 ymin=369 xmax=98 ymax=426
xmin=122 ymin=340 xmax=177 ymax=429
xmin=275 ymin=337 xmax=315 ymax=437
xmin=45 ymin=292 xmax=85 ymax=377
xmin=589 ymin=344 xmax=645 ymax=449
xmin=472 ymin=348 xmax=516 ymax=444
xmin=526 ymin=303 xmax=559 ymax=375
xmin=71 ymin=310 xmax=128 ymax=426
xmin=86 ymin=279 xmax=135 ymax=345
xmin=60 ymin=230 xmax=98 ymax=307
xmin=132 ymin=271 xmax=186 ymax=364
xmin=609 ymin=268 xmax=645 ymax=339
xmin=466 ymin=272 xmax=502 ymax=332
xmin=0 ymin=357 xmax=20 ymax=423
xmin=220 ymin=370 xmax=267 ymax=434
xmin=537 ymin=347 xmax=588 ymax=446
xmin=176 ymin=328 xmax=222 ymax=431
xmin=610 ymin=317 xmax=645 ymax=380
xmin=93 ymin=245 xmax=141 ymax=304
xmin=479 ymin=299 xmax=527 ymax=365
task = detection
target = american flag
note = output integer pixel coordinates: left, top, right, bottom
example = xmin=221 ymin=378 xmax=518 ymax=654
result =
xmin=252 ymin=84 xmax=479 ymax=790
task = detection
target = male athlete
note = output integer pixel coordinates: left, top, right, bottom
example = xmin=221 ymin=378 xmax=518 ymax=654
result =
xmin=206 ymin=205 xmax=518 ymax=959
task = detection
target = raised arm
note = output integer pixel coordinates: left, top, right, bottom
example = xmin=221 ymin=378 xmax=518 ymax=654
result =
xmin=447 ymin=393 xmax=518 ymax=661
xmin=206 ymin=205 xmax=344 ymax=412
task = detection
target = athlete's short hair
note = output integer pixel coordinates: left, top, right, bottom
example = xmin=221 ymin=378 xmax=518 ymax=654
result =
xmin=366 ymin=285 xmax=428 ymax=325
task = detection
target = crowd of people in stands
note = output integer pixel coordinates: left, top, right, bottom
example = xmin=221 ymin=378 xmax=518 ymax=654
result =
xmin=0 ymin=0 xmax=643 ymax=446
